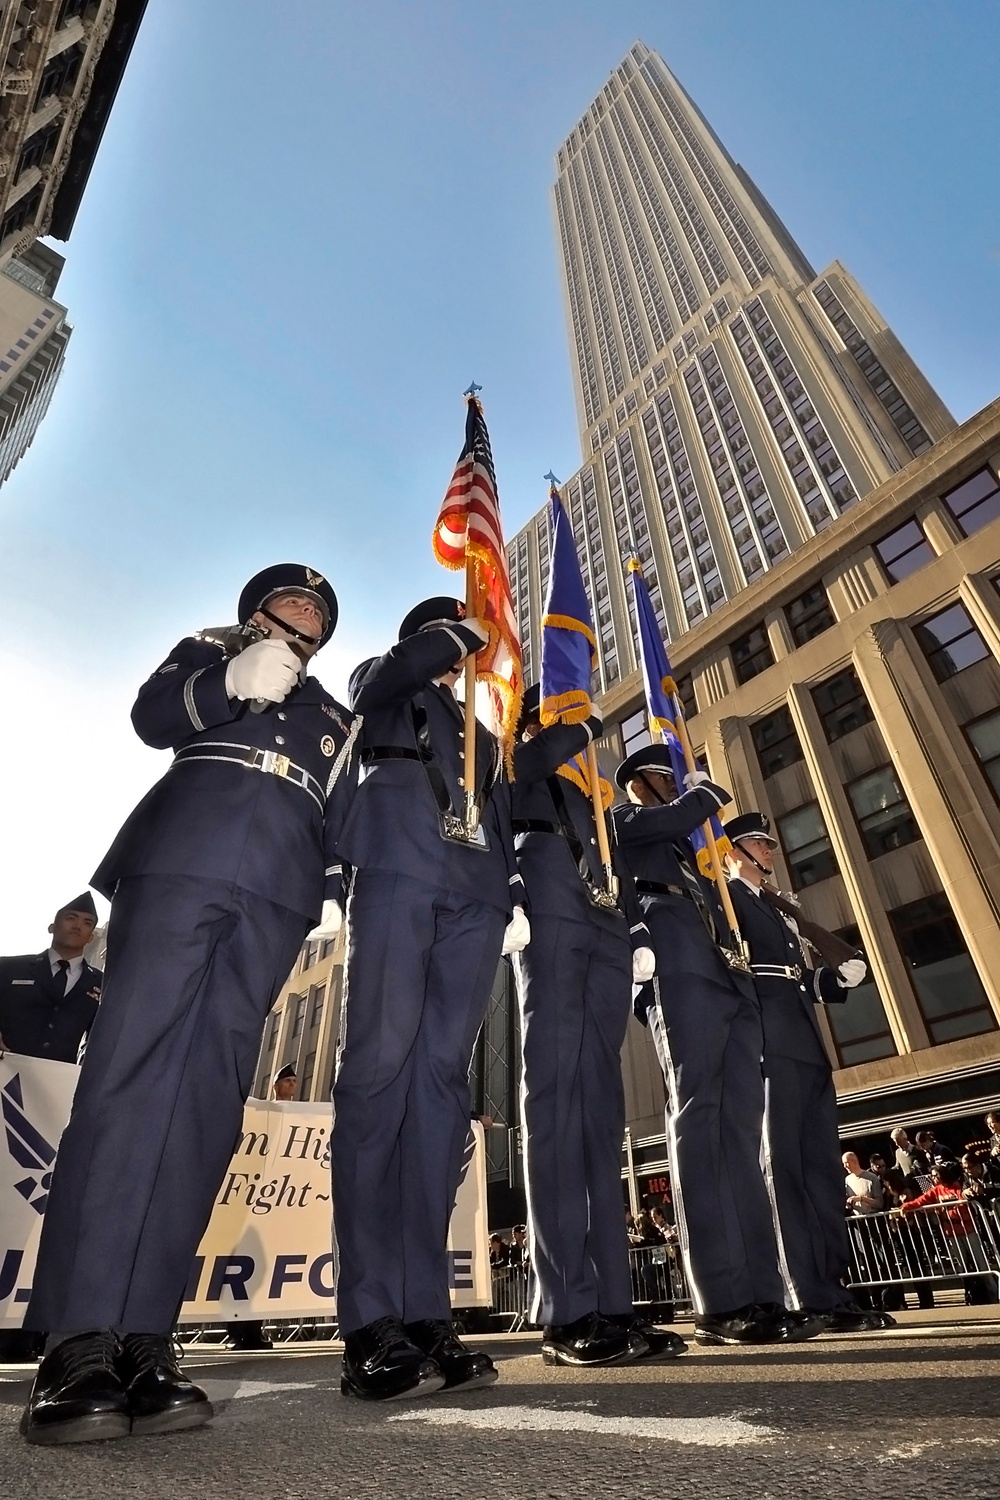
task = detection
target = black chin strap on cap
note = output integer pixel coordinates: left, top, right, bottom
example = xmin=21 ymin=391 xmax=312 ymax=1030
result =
xmin=638 ymin=771 xmax=674 ymax=807
xmin=735 ymin=839 xmax=771 ymax=876
xmin=258 ymin=605 xmax=320 ymax=646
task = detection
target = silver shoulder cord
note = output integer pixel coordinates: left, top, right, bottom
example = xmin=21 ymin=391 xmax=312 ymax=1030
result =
xmin=327 ymin=714 xmax=363 ymax=796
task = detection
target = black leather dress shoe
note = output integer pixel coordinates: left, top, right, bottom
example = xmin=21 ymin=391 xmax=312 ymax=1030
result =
xmin=609 ymin=1315 xmax=687 ymax=1358
xmin=541 ymin=1312 xmax=647 ymax=1367
xmin=404 ymin=1319 xmax=498 ymax=1391
xmin=694 ymin=1305 xmax=784 ymax=1345
xmin=117 ymin=1335 xmax=213 ymax=1436
xmin=813 ymin=1304 xmax=885 ymax=1333
xmin=341 ymin=1317 xmax=445 ymax=1401
xmin=20 ymin=1331 xmax=130 ymax=1446
xmin=755 ymin=1304 xmax=826 ymax=1342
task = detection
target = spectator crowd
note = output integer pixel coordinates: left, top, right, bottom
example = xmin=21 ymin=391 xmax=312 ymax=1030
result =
xmin=486 ymin=1109 xmax=1000 ymax=1319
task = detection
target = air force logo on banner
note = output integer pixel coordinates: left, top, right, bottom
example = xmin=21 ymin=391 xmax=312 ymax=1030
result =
xmin=458 ymin=1130 xmax=477 ymax=1190
xmin=1 ymin=1073 xmax=56 ymax=1214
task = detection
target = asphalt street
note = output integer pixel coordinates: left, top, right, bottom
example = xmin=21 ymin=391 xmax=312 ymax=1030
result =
xmin=1 ymin=1315 xmax=998 ymax=1500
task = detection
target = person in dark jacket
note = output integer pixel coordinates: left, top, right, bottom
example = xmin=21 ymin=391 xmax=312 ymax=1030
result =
xmin=20 ymin=564 xmax=357 ymax=1448
xmin=510 ymin=686 xmax=684 ymax=1367
xmin=612 ymin=750 xmax=821 ymax=1348
xmin=722 ymin=812 xmax=887 ymax=1333
xmin=332 ymin=596 xmax=527 ymax=1403
xmin=0 ymin=895 xmax=102 ymax=1063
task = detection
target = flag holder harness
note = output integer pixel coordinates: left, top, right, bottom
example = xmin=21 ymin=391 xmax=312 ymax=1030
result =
xmin=359 ymin=694 xmax=496 ymax=851
xmin=547 ymin=773 xmax=620 ymax=911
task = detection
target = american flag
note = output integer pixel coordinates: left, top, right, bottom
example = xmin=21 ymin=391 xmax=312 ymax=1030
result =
xmin=433 ymin=395 xmax=522 ymax=764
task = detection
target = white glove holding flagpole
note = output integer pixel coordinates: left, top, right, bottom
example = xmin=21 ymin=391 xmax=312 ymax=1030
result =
xmin=502 ymin=906 xmax=530 ymax=955
xmin=307 ymin=899 xmax=342 ymax=942
xmin=225 ymin=638 xmax=299 ymax=703
xmin=683 ymin=769 xmax=712 ymax=790
xmin=632 ymin=947 xmax=656 ymax=984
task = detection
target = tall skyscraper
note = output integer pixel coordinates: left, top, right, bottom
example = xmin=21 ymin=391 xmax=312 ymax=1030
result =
xmin=509 ymin=40 xmax=954 ymax=689
xmin=0 ymin=0 xmax=150 ymax=265
xmin=0 ymin=238 xmax=69 ymax=483
xmin=507 ymin=40 xmax=1000 ymax=1166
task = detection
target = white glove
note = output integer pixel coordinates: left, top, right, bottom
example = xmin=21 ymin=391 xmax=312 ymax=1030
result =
xmin=306 ymin=899 xmax=342 ymax=941
xmin=460 ymin=617 xmax=490 ymax=649
xmin=225 ymin=639 xmax=300 ymax=703
xmin=632 ymin=946 xmax=656 ymax=984
xmin=838 ymin=958 xmax=867 ymax=988
xmin=502 ymin=906 xmax=530 ymax=955
xmin=683 ymin=769 xmax=712 ymax=790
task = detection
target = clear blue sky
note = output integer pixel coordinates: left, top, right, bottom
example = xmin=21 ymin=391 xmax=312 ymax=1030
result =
xmin=2 ymin=0 xmax=998 ymax=947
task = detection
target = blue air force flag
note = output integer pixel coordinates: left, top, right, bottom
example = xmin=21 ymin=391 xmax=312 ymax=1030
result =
xmin=628 ymin=562 xmax=731 ymax=877
xmin=539 ymin=487 xmax=597 ymax=727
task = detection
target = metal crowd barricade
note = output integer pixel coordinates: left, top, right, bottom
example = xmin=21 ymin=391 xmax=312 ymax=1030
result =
xmin=629 ymin=1243 xmax=691 ymax=1310
xmin=179 ymin=1203 xmax=1000 ymax=1349
xmin=177 ymin=1317 xmax=340 ymax=1346
xmin=487 ymin=1248 xmax=692 ymax=1329
xmin=846 ymin=1198 xmax=1000 ymax=1299
xmin=489 ymin=1268 xmax=531 ymax=1330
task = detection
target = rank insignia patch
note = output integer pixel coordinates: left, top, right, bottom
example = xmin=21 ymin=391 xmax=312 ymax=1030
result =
xmin=322 ymin=703 xmax=351 ymax=734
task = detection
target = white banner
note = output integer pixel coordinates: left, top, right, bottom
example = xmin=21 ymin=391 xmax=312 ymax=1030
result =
xmin=0 ymin=1052 xmax=490 ymax=1327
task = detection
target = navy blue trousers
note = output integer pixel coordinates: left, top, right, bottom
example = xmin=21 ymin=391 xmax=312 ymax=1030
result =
xmin=332 ymin=870 xmax=506 ymax=1335
xmin=25 ymin=874 xmax=309 ymax=1334
xmin=644 ymin=932 xmax=783 ymax=1315
xmin=762 ymin=1054 xmax=851 ymax=1311
xmin=514 ymin=915 xmax=634 ymax=1326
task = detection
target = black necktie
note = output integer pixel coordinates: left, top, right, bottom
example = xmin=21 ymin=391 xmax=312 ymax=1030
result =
xmin=53 ymin=959 xmax=70 ymax=999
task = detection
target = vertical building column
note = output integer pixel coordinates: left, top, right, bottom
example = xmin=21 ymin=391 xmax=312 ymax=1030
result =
xmin=312 ymin=945 xmax=347 ymax=1104
xmin=713 ymin=716 xmax=770 ymax=831
xmin=765 ymin=608 xmax=795 ymax=663
xmin=959 ymin=573 xmax=1000 ymax=661
xmin=784 ymin=681 xmax=929 ymax=1053
xmin=271 ymin=958 xmax=306 ymax=1083
xmin=916 ymin=498 xmax=964 ymax=554
xmin=851 ymin=620 xmax=1000 ymax=1020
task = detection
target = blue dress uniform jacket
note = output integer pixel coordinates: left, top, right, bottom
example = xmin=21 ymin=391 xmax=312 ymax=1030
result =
xmin=0 ymin=954 xmax=102 ymax=1064
xmin=93 ymin=635 xmax=359 ymax=922
xmin=612 ymin=784 xmax=786 ymax=1317
xmin=331 ymin=626 xmax=518 ymax=1335
xmin=727 ymin=878 xmax=853 ymax=1312
xmin=341 ymin=628 xmax=523 ymax=914
xmin=513 ymin=724 xmax=647 ymax=940
xmin=26 ymin=637 xmax=358 ymax=1337
xmin=612 ymin=783 xmax=735 ymax=984
xmin=511 ymin=724 xmax=647 ymax=1325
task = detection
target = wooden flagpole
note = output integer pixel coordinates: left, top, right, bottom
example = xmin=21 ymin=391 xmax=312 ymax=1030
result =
xmin=462 ymin=560 xmax=479 ymax=835
xmin=586 ymin=741 xmax=618 ymax=902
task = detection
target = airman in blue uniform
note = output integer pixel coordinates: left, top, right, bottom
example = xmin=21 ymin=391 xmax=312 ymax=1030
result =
xmin=612 ymin=748 xmax=823 ymax=1347
xmin=0 ymin=894 xmax=102 ymax=1064
xmin=723 ymin=812 xmax=884 ymax=1333
xmin=21 ymin=564 xmax=356 ymax=1447
xmin=332 ymin=596 xmax=526 ymax=1402
xmin=511 ymin=687 xmax=685 ymax=1367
